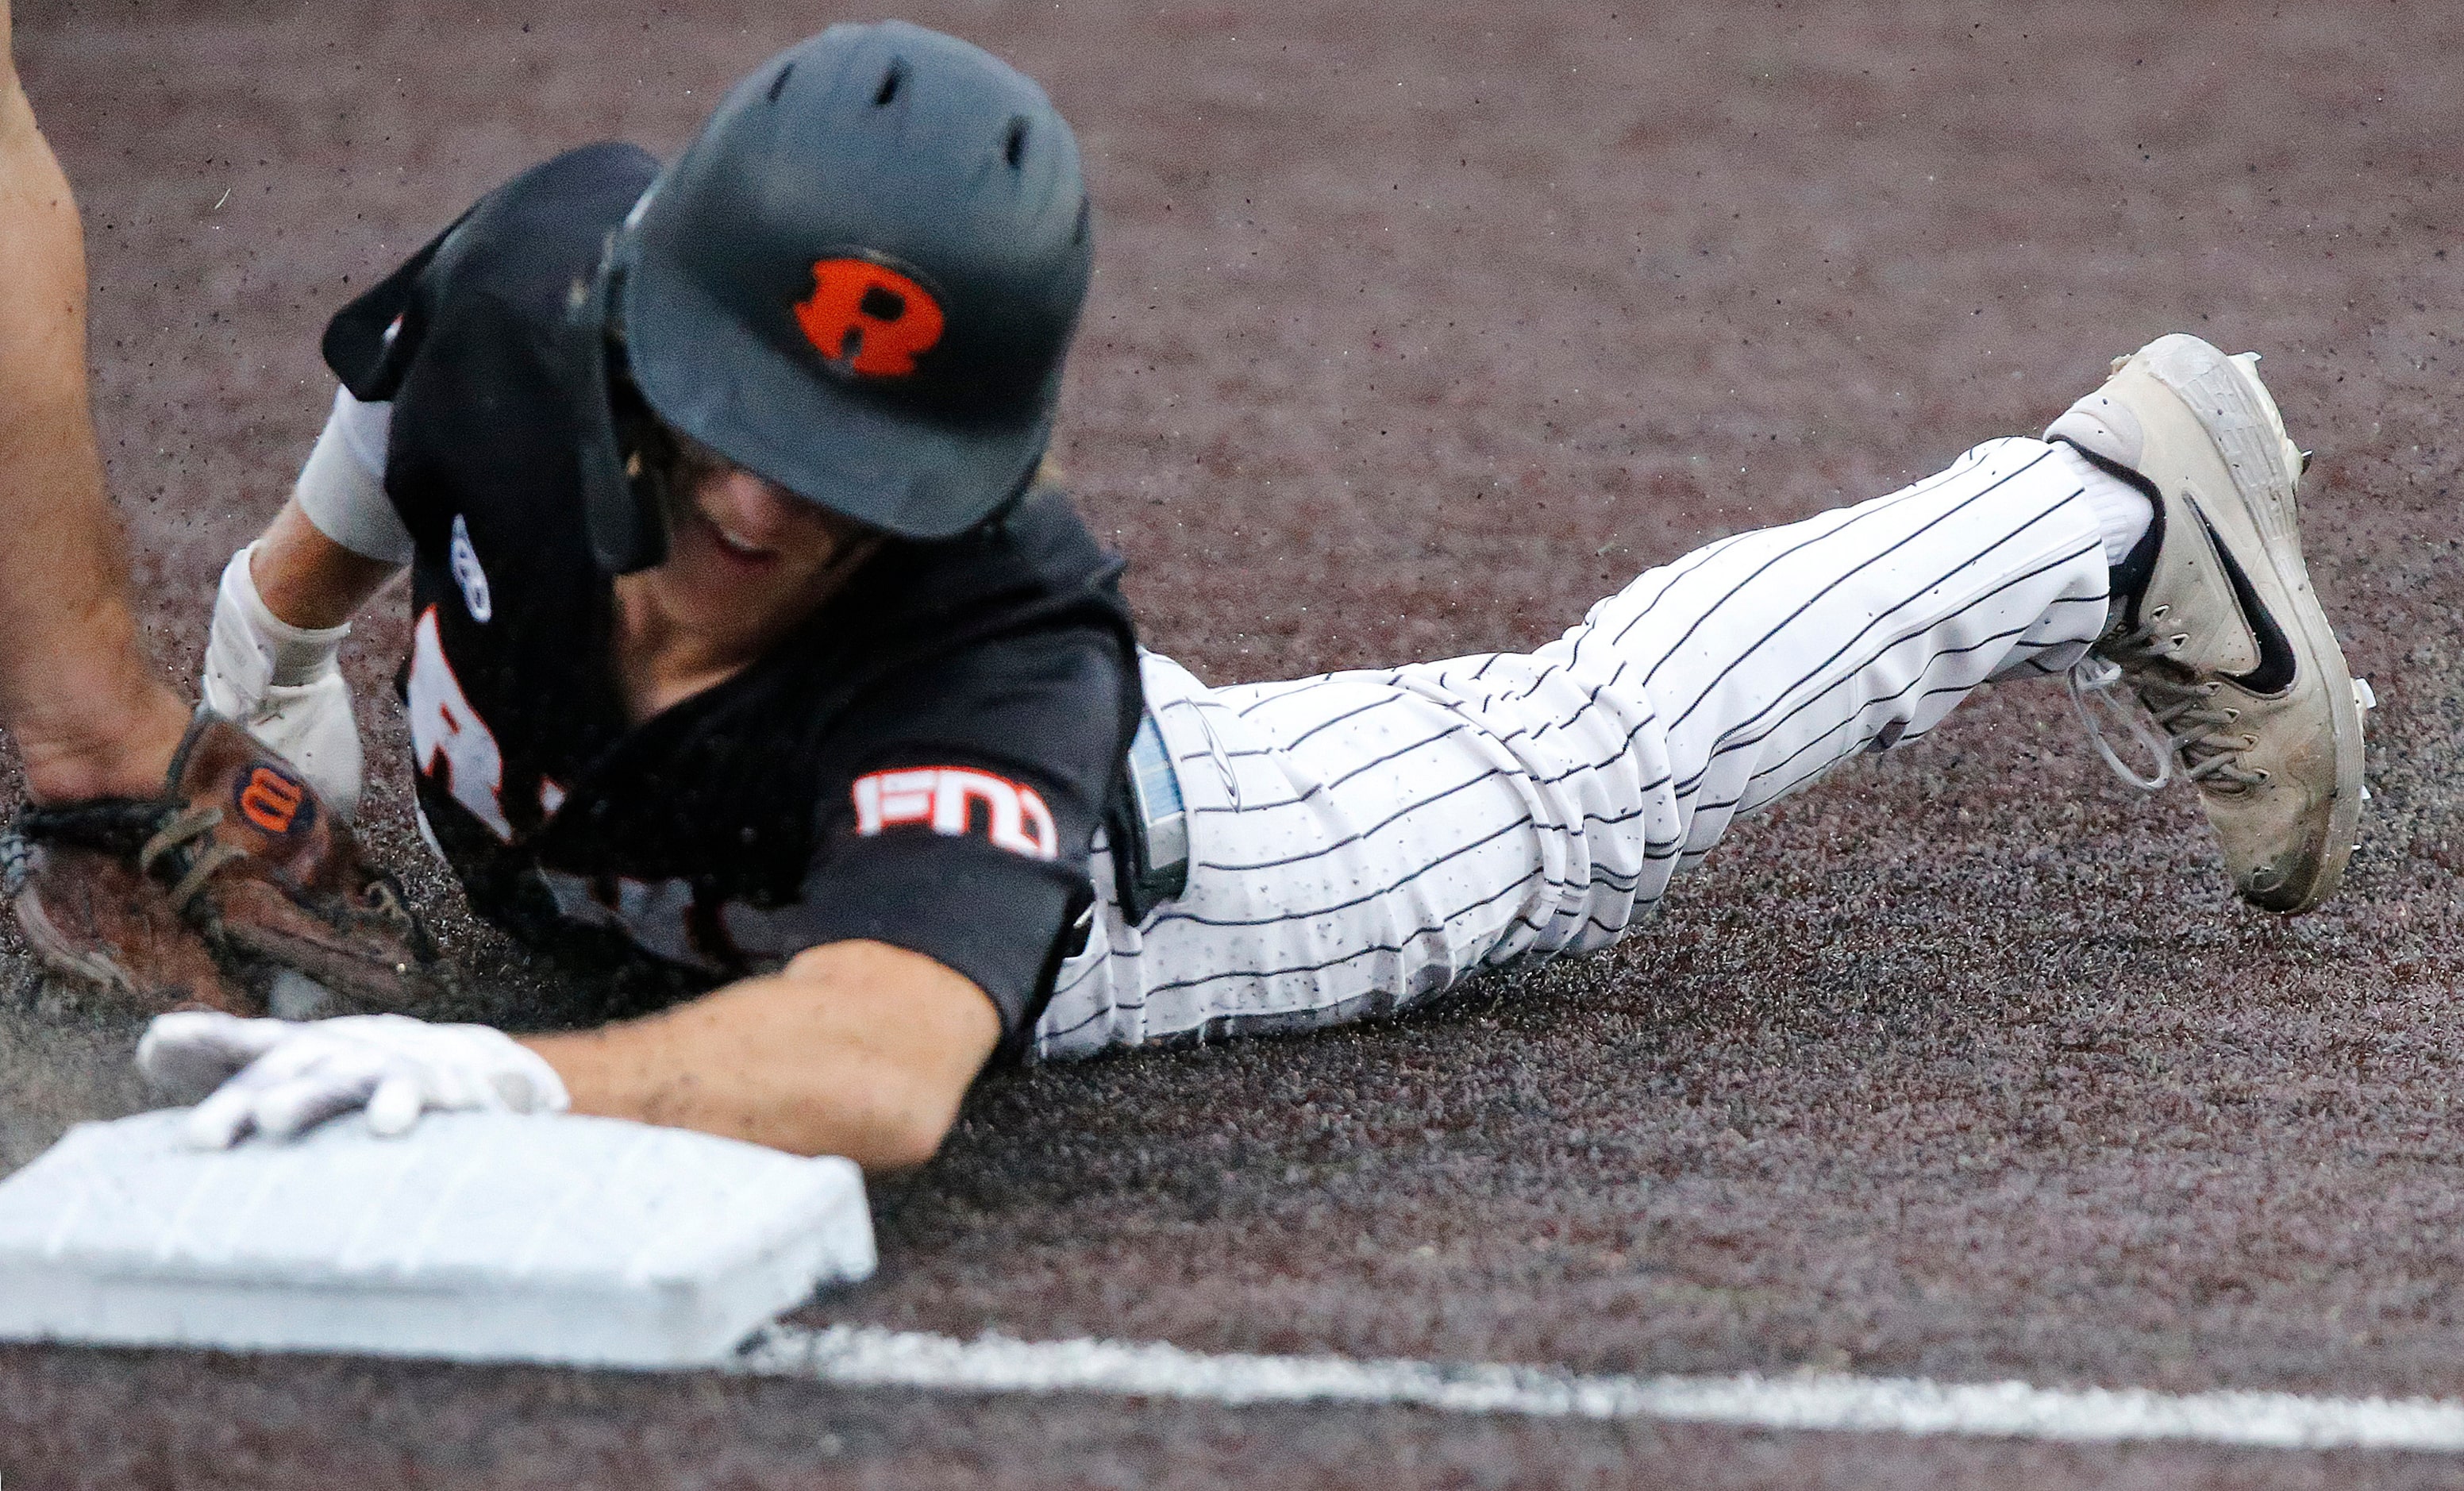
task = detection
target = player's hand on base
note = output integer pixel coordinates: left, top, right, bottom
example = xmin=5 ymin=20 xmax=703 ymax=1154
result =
xmin=202 ymin=544 xmax=364 ymax=819
xmin=137 ymin=1011 xmax=569 ymax=1147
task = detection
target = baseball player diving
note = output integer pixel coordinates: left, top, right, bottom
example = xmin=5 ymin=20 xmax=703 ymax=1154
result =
xmin=2 ymin=23 xmax=2370 ymax=1172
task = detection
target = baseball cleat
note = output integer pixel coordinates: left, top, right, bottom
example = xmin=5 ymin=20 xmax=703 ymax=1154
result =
xmin=2047 ymin=332 xmax=2366 ymax=913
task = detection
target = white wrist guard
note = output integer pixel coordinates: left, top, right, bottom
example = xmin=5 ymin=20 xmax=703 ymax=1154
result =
xmin=202 ymin=545 xmax=366 ymax=819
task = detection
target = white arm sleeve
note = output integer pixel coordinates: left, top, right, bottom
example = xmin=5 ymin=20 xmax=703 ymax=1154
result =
xmin=294 ymin=385 xmax=414 ymax=566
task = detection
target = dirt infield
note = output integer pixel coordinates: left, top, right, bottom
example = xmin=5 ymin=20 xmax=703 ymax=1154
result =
xmin=7 ymin=0 xmax=2464 ymax=1484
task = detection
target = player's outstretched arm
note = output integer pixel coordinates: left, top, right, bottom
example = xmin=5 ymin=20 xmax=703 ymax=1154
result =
xmin=527 ymin=941 xmax=1002 ymax=1170
xmin=141 ymin=938 xmax=1003 ymax=1173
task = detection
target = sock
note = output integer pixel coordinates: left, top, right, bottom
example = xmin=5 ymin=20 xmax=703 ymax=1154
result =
xmin=2048 ymin=441 xmax=2155 ymax=573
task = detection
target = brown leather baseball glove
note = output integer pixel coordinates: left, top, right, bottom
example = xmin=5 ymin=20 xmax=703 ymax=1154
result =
xmin=6 ymin=711 xmax=446 ymax=1016
xmin=4 ymin=834 xmax=251 ymax=1013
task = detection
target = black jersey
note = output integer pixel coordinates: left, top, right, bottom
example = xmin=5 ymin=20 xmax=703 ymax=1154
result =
xmin=321 ymin=143 xmax=1141 ymax=1043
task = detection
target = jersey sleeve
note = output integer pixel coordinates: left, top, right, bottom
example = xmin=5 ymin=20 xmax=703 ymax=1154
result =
xmin=293 ymin=385 xmax=414 ymax=565
xmin=721 ymin=618 xmax=1134 ymax=1042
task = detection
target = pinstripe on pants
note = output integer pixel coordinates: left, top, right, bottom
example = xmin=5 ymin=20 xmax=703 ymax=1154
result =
xmin=1032 ymin=437 xmax=2112 ymax=1060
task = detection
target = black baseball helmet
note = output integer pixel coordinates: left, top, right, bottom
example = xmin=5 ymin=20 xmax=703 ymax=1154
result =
xmin=572 ymin=21 xmax=1094 ymax=572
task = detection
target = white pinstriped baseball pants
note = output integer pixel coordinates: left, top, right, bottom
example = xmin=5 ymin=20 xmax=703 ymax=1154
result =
xmin=1034 ymin=437 xmax=2114 ymax=1060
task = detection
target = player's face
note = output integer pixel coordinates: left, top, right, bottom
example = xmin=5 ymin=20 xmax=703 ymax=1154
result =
xmin=642 ymin=441 xmax=874 ymax=649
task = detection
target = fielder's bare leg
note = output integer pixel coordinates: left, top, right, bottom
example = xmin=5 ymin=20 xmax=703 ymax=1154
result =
xmin=1 ymin=10 xmax=429 ymax=1018
xmin=0 ymin=3 xmax=191 ymax=803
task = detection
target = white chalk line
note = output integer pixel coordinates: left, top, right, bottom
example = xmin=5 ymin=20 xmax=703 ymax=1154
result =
xmin=735 ymin=1324 xmax=2464 ymax=1454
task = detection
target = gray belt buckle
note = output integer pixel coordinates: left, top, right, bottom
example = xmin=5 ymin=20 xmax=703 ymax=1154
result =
xmin=1116 ymin=712 xmax=1188 ymax=917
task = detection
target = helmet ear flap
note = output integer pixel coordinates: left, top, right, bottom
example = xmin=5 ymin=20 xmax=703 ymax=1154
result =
xmin=569 ymin=251 xmax=672 ymax=574
xmin=609 ymin=358 xmax=679 ymax=545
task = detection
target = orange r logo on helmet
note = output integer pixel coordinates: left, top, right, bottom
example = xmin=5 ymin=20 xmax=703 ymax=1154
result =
xmin=237 ymin=765 xmax=309 ymax=836
xmin=793 ymin=259 xmax=945 ymax=378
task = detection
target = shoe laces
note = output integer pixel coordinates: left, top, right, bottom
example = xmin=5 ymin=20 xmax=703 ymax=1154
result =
xmin=136 ymin=803 xmax=248 ymax=916
xmin=2066 ymin=618 xmax=2267 ymax=795
xmin=132 ymin=800 xmax=425 ymax=957
xmin=0 ymin=833 xmax=30 ymax=897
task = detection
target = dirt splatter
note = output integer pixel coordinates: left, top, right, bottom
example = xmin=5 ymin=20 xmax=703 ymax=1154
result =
xmin=7 ymin=0 xmax=2464 ymax=1484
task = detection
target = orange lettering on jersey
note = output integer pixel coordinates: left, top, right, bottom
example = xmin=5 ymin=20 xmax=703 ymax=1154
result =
xmin=851 ymin=767 xmax=1057 ymax=861
xmin=792 ymin=259 xmax=945 ymax=378
xmin=237 ymin=765 xmax=308 ymax=835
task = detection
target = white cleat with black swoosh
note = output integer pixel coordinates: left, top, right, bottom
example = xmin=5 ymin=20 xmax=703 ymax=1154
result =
xmin=2047 ymin=332 xmax=2367 ymax=913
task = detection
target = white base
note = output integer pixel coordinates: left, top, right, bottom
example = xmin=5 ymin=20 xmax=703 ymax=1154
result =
xmin=0 ymin=1109 xmax=875 ymax=1367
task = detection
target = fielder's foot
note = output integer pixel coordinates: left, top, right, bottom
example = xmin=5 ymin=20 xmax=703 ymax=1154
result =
xmin=2047 ymin=332 xmax=2367 ymax=913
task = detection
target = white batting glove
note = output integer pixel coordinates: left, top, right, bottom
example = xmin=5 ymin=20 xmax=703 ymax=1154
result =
xmin=137 ymin=1011 xmax=571 ymax=1147
xmin=202 ymin=543 xmax=364 ymax=819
